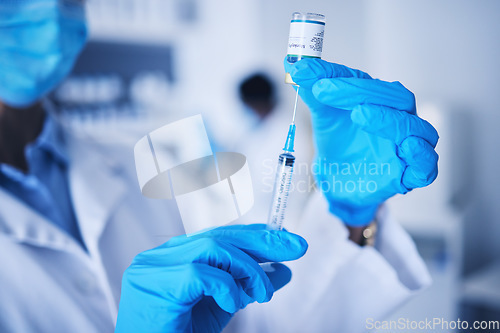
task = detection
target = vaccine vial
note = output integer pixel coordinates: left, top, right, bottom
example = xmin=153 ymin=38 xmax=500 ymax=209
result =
xmin=285 ymin=12 xmax=326 ymax=84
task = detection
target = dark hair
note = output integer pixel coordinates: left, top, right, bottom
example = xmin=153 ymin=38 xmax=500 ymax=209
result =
xmin=238 ymin=73 xmax=275 ymax=105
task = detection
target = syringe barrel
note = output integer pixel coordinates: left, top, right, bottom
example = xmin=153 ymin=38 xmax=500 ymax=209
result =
xmin=267 ymin=153 xmax=295 ymax=230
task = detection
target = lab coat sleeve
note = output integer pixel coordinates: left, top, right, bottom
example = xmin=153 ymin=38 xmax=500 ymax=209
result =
xmin=225 ymin=192 xmax=431 ymax=333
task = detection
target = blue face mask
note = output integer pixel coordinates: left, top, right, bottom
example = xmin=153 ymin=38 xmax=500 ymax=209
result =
xmin=0 ymin=0 xmax=88 ymax=108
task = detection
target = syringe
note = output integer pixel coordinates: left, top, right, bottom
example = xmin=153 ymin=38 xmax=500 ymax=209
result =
xmin=267 ymin=11 xmax=325 ymax=230
xmin=267 ymin=88 xmax=299 ymax=230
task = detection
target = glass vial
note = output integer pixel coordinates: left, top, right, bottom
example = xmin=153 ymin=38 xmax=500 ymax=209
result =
xmin=285 ymin=12 xmax=326 ymax=84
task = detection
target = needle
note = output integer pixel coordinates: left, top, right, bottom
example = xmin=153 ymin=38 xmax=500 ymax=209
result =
xmin=292 ymin=87 xmax=299 ymax=124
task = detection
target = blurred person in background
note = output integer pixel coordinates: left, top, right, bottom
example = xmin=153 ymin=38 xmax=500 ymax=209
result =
xmin=0 ymin=1 xmax=440 ymax=332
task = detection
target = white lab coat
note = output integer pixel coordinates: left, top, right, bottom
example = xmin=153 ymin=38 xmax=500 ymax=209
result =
xmin=0 ymin=120 xmax=431 ymax=333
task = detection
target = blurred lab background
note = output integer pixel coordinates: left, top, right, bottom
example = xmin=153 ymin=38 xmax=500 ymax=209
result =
xmin=54 ymin=0 xmax=500 ymax=331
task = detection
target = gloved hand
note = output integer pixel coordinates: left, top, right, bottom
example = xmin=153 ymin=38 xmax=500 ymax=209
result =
xmin=285 ymin=58 xmax=439 ymax=226
xmin=115 ymin=224 xmax=307 ymax=333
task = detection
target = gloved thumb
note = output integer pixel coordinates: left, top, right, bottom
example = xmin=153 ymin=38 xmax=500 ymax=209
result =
xmin=284 ymin=58 xmax=372 ymax=89
xmin=261 ymin=263 xmax=292 ymax=292
xmin=284 ymin=57 xmax=373 ymax=117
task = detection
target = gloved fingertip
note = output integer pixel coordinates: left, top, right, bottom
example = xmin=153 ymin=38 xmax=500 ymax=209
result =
xmin=428 ymin=167 xmax=439 ymax=185
xmin=298 ymin=235 xmax=309 ymax=254
xmin=260 ymin=264 xmax=280 ymax=292
xmin=244 ymin=285 xmax=269 ymax=304
xmin=216 ymin=296 xmax=238 ymax=314
xmin=237 ymin=291 xmax=255 ymax=310
xmin=422 ymin=168 xmax=439 ymax=187
xmin=265 ymin=230 xmax=308 ymax=261
xmin=400 ymin=137 xmax=439 ymax=189
xmin=399 ymin=136 xmax=437 ymax=162
xmin=290 ymin=57 xmax=321 ymax=72
xmin=264 ymin=263 xmax=292 ymax=293
xmin=286 ymin=232 xmax=309 ymax=258
xmin=351 ymin=105 xmax=370 ymax=127
xmin=402 ymin=169 xmax=430 ymax=190
xmin=311 ymin=78 xmax=337 ymax=101
xmin=288 ymin=58 xmax=327 ymax=87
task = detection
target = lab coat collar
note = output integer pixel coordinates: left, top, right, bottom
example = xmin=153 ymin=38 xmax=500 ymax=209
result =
xmin=29 ymin=110 xmax=69 ymax=166
xmin=0 ymin=112 xmax=129 ymax=259
xmin=42 ymin=99 xmax=129 ymax=255
xmin=0 ymin=187 xmax=86 ymax=257
xmin=0 ymin=101 xmax=84 ymax=257
xmin=64 ymin=127 xmax=128 ymax=255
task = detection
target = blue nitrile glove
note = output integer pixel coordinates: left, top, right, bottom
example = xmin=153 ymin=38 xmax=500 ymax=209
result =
xmin=285 ymin=58 xmax=439 ymax=226
xmin=115 ymin=224 xmax=308 ymax=333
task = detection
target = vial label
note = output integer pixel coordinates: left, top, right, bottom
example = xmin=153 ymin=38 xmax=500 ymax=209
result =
xmin=287 ymin=20 xmax=325 ymax=59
